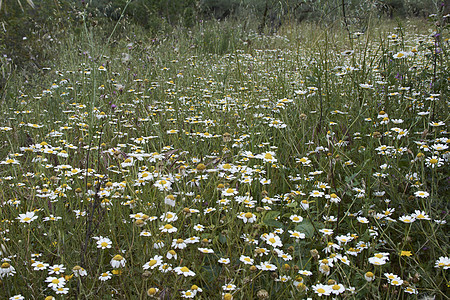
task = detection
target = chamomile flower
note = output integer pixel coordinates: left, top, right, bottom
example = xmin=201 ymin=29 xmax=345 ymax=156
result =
xmin=17 ymin=211 xmax=38 ymax=223
xmin=174 ymin=266 xmax=196 ymax=277
xmin=256 ymin=261 xmax=277 ymax=271
xmin=239 ymin=255 xmax=254 ymax=265
xmin=289 ymin=214 xmax=303 ymax=223
xmin=98 ymin=271 xmax=112 ymax=281
xmin=312 ymin=284 xmax=332 ymax=296
xmin=264 ymin=232 xmax=283 ymax=248
xmin=45 ymin=276 xmax=66 ymax=289
xmin=143 ymin=255 xmax=163 ymax=270
xmin=110 ymin=254 xmax=126 ymax=268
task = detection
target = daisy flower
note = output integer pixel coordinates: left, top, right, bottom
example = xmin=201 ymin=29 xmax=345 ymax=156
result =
xmin=46 ymin=276 xmax=66 ymax=289
xmin=96 ymin=236 xmax=112 ymax=249
xmin=222 ymin=283 xmax=237 ymax=291
xmin=312 ymin=283 xmax=332 ymax=296
xmin=218 ymin=258 xmax=230 ymax=264
xmin=289 ymin=214 xmax=303 ymax=223
xmin=256 ymin=261 xmax=277 ymax=271
xmin=72 ymin=265 xmax=87 ymax=277
xmin=425 ymin=156 xmax=444 ymax=168
xmin=239 ymin=255 xmax=254 ymax=265
xmin=264 ymin=232 xmax=283 ymax=248
xmin=399 ymin=215 xmax=416 ymax=223
xmin=0 ymin=262 xmax=16 ymax=278
xmin=110 ymin=254 xmax=126 ymax=268
xmin=32 ymin=261 xmax=49 ymax=270
xmin=414 ymin=191 xmax=429 ymax=198
xmin=17 ymin=211 xmax=38 ymax=223
xmin=412 ymin=210 xmax=431 ymax=220
xmin=143 ymin=255 xmax=163 ymax=270
xmin=160 ymin=224 xmax=178 ymax=233
xmin=237 ymin=212 xmax=257 ymax=223
xmin=48 ymin=264 xmax=66 ymax=275
xmin=99 ymin=271 xmax=112 ymax=281
xmin=288 ymin=230 xmax=305 ymax=240
xmin=174 ymin=266 xmax=196 ymax=277
xmin=435 ymin=256 xmax=450 ymax=269
xmin=330 ymin=283 xmax=346 ymax=295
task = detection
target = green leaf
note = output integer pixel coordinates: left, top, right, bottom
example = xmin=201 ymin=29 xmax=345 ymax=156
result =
xmin=263 ymin=211 xmax=283 ymax=228
xmin=295 ymin=220 xmax=315 ymax=238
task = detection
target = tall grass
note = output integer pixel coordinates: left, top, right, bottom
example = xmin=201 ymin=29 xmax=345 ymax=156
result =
xmin=0 ymin=12 xmax=448 ymax=300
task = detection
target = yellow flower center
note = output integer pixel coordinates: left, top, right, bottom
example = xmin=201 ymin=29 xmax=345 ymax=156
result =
xmin=180 ymin=267 xmax=189 ymax=273
xmin=113 ymin=255 xmax=123 ymax=261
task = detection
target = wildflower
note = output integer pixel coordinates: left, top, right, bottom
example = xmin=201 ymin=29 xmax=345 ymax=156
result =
xmin=435 ymin=256 xmax=450 ymax=269
xmin=143 ymin=255 xmax=163 ymax=270
xmin=181 ymin=290 xmax=196 ymax=298
xmin=264 ymin=232 xmax=283 ymax=248
xmin=166 ymin=250 xmax=177 ymax=260
xmin=365 ymin=271 xmax=375 ymax=281
xmin=98 ymin=271 xmax=112 ymax=281
xmin=160 ymin=224 xmax=178 ymax=233
xmin=399 ymin=215 xmax=416 ymax=223
xmin=222 ymin=188 xmax=238 ymax=197
xmin=48 ymin=264 xmax=66 ymax=275
xmin=193 ymin=224 xmax=205 ymax=232
xmin=147 ymin=288 xmax=159 ymax=297
xmin=174 ymin=266 xmax=196 ymax=277
xmin=319 ymin=264 xmax=330 ymax=275
xmin=256 ymin=261 xmax=277 ymax=271
xmin=218 ymin=258 xmax=230 ymax=264
xmin=369 ymin=253 xmax=389 ymax=265
xmin=72 ymin=265 xmax=87 ymax=277
xmin=400 ymin=251 xmax=412 ymax=257
xmin=240 ymin=255 xmax=254 ymax=265
xmin=223 ymin=293 xmax=233 ymax=300
xmin=289 ymin=230 xmax=305 ymax=240
xmin=96 ymin=236 xmax=112 ymax=249
xmin=425 ymin=156 xmax=444 ymax=168
xmin=300 ymin=200 xmax=309 ymax=210
xmin=185 ymin=236 xmax=200 ymax=244
xmin=0 ymin=262 xmax=16 ymax=278
xmin=319 ymin=228 xmax=334 ymax=236
xmin=110 ymin=255 xmax=126 ymax=268
xmin=330 ymin=283 xmax=346 ymax=295
xmin=312 ymin=283 xmax=332 ymax=296
xmin=9 ymin=296 xmax=25 ymax=300
xmin=310 ymin=190 xmax=324 ymax=197
xmin=198 ymin=248 xmax=214 ymax=254
xmin=393 ymin=51 xmax=411 ymax=59
xmin=289 ymin=214 xmax=303 ymax=223
xmin=412 ymin=210 xmax=431 ymax=220
xmin=46 ymin=276 xmax=66 ymax=289
xmin=404 ymin=286 xmax=418 ymax=294
xmin=32 ymin=261 xmax=49 ymax=270
xmin=17 ymin=211 xmax=38 ymax=223
xmin=414 ymin=191 xmax=429 ymax=198
xmin=222 ymin=283 xmax=237 ymax=291
xmin=54 ymin=287 xmax=69 ymax=294
xmin=237 ymin=212 xmax=257 ymax=223
xmin=429 ymin=121 xmax=445 ymax=127
xmin=390 ymin=278 xmax=404 ymax=286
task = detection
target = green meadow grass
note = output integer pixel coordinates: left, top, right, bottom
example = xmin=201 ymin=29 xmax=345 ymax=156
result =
xmin=0 ymin=15 xmax=448 ymax=300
